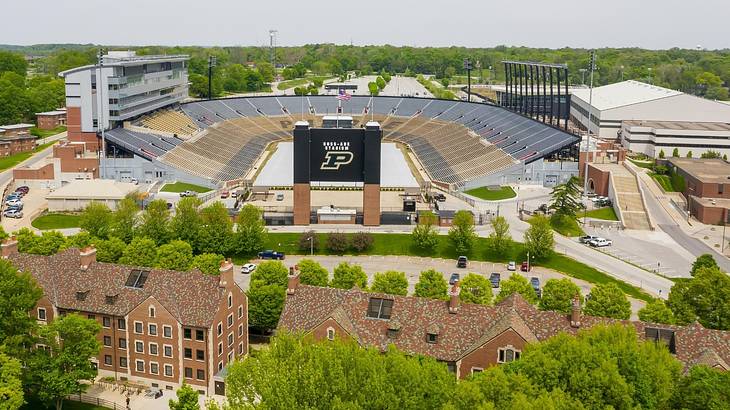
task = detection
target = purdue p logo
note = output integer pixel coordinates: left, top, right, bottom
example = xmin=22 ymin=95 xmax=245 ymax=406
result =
xmin=321 ymin=151 xmax=354 ymax=170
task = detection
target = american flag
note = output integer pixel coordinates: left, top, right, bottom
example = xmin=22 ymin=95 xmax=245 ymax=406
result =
xmin=336 ymin=89 xmax=352 ymax=101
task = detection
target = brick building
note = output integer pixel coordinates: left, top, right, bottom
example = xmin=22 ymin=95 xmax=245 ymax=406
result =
xmin=36 ymin=109 xmax=67 ymax=130
xmin=0 ymin=133 xmax=36 ymax=156
xmin=668 ymin=157 xmax=730 ymax=225
xmin=0 ymin=123 xmax=34 ymax=137
xmin=2 ymin=239 xmax=247 ymax=395
xmin=279 ymin=275 xmax=729 ymax=378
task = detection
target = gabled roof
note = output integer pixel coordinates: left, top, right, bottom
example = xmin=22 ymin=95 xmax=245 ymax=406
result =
xmin=571 ymin=80 xmax=683 ymax=111
xmin=278 ymin=284 xmax=730 ymax=368
xmin=9 ymin=249 xmax=225 ymax=328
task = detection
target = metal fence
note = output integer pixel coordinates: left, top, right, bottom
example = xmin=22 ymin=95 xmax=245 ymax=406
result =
xmin=67 ymin=393 xmax=125 ymax=410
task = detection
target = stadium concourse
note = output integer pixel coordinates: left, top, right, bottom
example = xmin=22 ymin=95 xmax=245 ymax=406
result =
xmin=105 ymin=96 xmax=579 ymax=190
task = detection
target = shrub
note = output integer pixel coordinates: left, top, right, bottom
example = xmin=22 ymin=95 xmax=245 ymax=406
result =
xmin=351 ymin=231 xmax=374 ymax=252
xmin=298 ymin=230 xmax=319 ymax=253
xmin=326 ymin=231 xmax=349 ymax=254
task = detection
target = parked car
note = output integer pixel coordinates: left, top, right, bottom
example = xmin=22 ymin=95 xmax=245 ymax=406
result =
xmin=433 ymin=193 xmax=447 ymax=202
xmin=521 ymin=261 xmax=531 ymax=272
xmin=179 ymin=190 xmax=197 ymax=197
xmin=6 ymin=194 xmax=22 ymax=201
xmin=591 ymin=196 xmax=608 ymax=203
xmin=457 ymin=256 xmax=468 ymax=268
xmin=507 ymin=261 xmax=516 ymax=271
xmin=6 ymin=203 xmax=23 ymax=211
xmin=589 ymin=238 xmax=613 ymax=247
xmin=489 ymin=272 xmax=501 ymax=288
xmin=5 ymin=199 xmax=22 ymax=207
xmin=276 ymin=193 xmax=284 ymax=201
xmin=595 ymin=199 xmax=612 ymax=207
xmin=257 ymin=250 xmax=285 ymax=260
xmin=241 ymin=263 xmax=256 ymax=274
xmin=220 ymin=190 xmax=230 ymax=199
xmin=530 ymin=277 xmax=542 ymax=298
xmin=130 ymin=178 xmax=139 ymax=185
xmin=3 ymin=209 xmax=22 ymax=218
xmin=579 ymin=235 xmax=600 ymax=244
xmin=15 ymin=186 xmax=29 ymax=194
xmin=231 ymin=191 xmax=238 ymax=198
xmin=449 ymin=273 xmax=460 ymax=285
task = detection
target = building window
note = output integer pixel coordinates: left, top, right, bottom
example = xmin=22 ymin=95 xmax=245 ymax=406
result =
xmin=184 ymin=348 xmax=192 ymax=359
xmin=149 ymin=343 xmax=158 ymax=356
xmin=149 ymin=306 xmax=155 ymax=318
xmin=218 ymin=361 xmax=223 ymax=371
xmin=471 ymin=367 xmax=483 ymax=374
xmin=184 ymin=367 xmax=193 ymax=378
xmin=645 ymin=327 xmax=677 ymax=354
xmin=103 ymin=336 xmax=112 ymax=347
xmin=227 ymin=313 xmax=233 ymax=328
xmin=195 ymin=330 xmax=204 ymax=341
xmin=498 ymin=347 xmax=521 ymax=363
xmin=238 ymin=342 xmax=244 ymax=355
xmin=164 ymin=364 xmax=173 ymax=377
xmin=238 ymin=324 xmax=243 ymax=337
xmin=119 ymin=338 xmax=127 ymax=349
xmin=104 ymin=355 xmax=112 ymax=366
xmin=148 ymin=323 xmax=157 ymax=336
xmin=163 ymin=325 xmax=172 ymax=338
xmin=217 ymin=322 xmax=222 ymax=336
xmin=238 ymin=305 xmax=243 ymax=319
xmin=134 ymin=321 xmax=143 ymax=334
xmin=326 ymin=327 xmax=335 ymax=341
xmin=228 ymin=293 xmax=233 ymax=308
xmin=102 ymin=317 xmax=111 ymax=328
xmin=366 ymin=298 xmax=393 ymax=319
xmin=228 ymin=351 xmax=234 ymax=363
xmin=37 ymin=308 xmax=47 ymax=320
xmin=135 ymin=341 xmax=144 ymax=353
xmin=163 ymin=345 xmax=172 ymax=358
xmin=720 ymin=184 xmax=724 ymax=195
xmin=196 ymin=350 xmax=205 ymax=361
xmin=427 ymin=333 xmax=438 ymax=344
xmin=118 ymin=318 xmax=126 ymax=330
xmin=197 ymin=369 xmax=205 ymax=380
xmin=135 ymin=360 xmax=144 ymax=373
xmin=183 ymin=328 xmax=192 ymax=340
xmin=218 ymin=342 xmax=223 ymax=357
xmin=150 ymin=362 xmax=159 ymax=375
xmin=228 ymin=333 xmax=234 ymax=347
xmin=120 ymin=357 xmax=127 ymax=368
xmin=87 ymin=314 xmax=95 ymax=320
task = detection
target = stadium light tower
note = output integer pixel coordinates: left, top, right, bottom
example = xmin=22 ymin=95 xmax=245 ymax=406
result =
xmin=583 ymin=50 xmax=597 ymax=198
xmin=463 ymin=58 xmax=473 ymax=102
xmin=269 ymin=30 xmax=278 ymax=68
xmin=208 ymin=56 xmax=217 ymax=99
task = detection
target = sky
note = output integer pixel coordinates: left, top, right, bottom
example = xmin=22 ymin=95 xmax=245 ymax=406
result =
xmin=2 ymin=0 xmax=729 ymax=50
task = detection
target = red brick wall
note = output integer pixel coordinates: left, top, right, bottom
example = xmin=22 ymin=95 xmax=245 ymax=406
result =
xmin=209 ymin=282 xmax=248 ymax=380
xmin=53 ymin=144 xmax=99 ymax=177
xmin=37 ymin=114 xmax=66 ymax=130
xmin=587 ymin=164 xmax=611 ymax=196
xmin=13 ymin=163 xmax=54 ymax=180
xmin=0 ymin=138 xmax=35 ymax=156
xmin=65 ymin=107 xmax=99 ymax=151
xmin=127 ymin=298 xmax=181 ymax=386
xmin=691 ymin=199 xmax=729 ymax=225
xmin=310 ymin=317 xmax=350 ymax=341
xmin=457 ymin=328 xmax=527 ymax=379
xmin=32 ymin=296 xmax=55 ymax=324
xmin=181 ymin=326 xmax=209 ymax=388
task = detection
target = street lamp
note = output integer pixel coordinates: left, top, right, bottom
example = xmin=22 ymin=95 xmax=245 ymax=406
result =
xmin=579 ymin=68 xmax=587 ymax=85
xmin=306 ymin=235 xmax=313 ymax=256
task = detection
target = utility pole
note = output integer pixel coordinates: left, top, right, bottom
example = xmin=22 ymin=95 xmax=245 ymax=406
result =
xmin=463 ymin=58 xmax=473 ymax=102
xmin=208 ymin=55 xmax=217 ymax=100
xmin=269 ymin=29 xmax=278 ymax=68
xmin=582 ymin=50 xmax=597 ymax=198
xmin=97 ymin=48 xmax=106 ymax=179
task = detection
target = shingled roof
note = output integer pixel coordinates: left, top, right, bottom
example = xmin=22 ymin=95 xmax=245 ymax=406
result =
xmin=9 ymin=248 xmax=225 ymax=328
xmin=278 ymin=284 xmax=730 ymax=369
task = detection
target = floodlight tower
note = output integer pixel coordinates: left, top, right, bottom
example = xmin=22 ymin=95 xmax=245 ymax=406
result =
xmin=208 ymin=55 xmax=217 ymax=99
xmin=463 ymin=58 xmax=473 ymax=102
xmin=269 ymin=30 xmax=278 ymax=68
xmin=582 ymin=50 xmax=597 ymax=198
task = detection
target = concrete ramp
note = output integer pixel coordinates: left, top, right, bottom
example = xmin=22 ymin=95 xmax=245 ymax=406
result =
xmin=594 ymin=163 xmax=652 ymax=230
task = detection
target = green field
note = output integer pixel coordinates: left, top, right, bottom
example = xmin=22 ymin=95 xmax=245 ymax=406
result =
xmin=583 ymin=207 xmax=619 ymax=221
xmin=649 ymin=173 xmax=676 ymax=192
xmin=30 ymin=125 xmax=66 ymax=138
xmin=626 ymin=157 xmax=654 ymax=169
xmin=31 ymin=213 xmax=81 ymax=230
xmin=277 ymin=76 xmax=330 ymax=91
xmin=0 ymin=140 xmax=59 ymax=172
xmin=464 ymin=186 xmax=516 ymax=201
xmin=245 ymin=232 xmax=651 ymax=301
xmin=160 ymin=182 xmax=212 ymax=193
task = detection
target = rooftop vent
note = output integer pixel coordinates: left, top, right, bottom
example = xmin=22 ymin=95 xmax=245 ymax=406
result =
xmin=124 ymin=269 xmax=150 ymax=289
xmin=76 ymin=290 xmax=89 ymax=301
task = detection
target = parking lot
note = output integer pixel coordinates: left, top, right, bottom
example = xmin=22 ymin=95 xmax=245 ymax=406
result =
xmin=1 ymin=183 xmax=50 ymax=232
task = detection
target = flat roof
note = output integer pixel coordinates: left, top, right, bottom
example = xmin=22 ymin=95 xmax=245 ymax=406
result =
xmin=47 ymin=180 xmax=138 ymax=200
xmin=694 ymin=196 xmax=730 ymax=209
xmin=668 ymin=158 xmax=730 ymax=184
xmin=36 ymin=110 xmax=67 ymax=116
xmin=0 ymin=123 xmax=34 ymax=130
xmin=624 ymin=120 xmax=730 ymax=132
xmin=572 ymin=80 xmax=682 ymax=111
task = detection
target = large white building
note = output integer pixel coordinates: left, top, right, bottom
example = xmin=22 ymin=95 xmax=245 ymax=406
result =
xmin=570 ymin=80 xmax=730 ymax=139
xmin=621 ymin=120 xmax=730 ymax=159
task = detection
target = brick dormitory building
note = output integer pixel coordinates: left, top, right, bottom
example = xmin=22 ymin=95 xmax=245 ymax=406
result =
xmin=1 ymin=238 xmax=247 ymax=395
xmin=278 ymin=273 xmax=730 ymax=378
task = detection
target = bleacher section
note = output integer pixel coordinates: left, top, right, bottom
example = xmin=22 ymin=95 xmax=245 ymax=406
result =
xmin=110 ymin=96 xmax=578 ymax=187
xmin=137 ymin=109 xmax=200 ymax=137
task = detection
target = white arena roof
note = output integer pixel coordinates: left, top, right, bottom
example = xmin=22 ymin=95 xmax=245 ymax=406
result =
xmin=571 ymin=80 xmax=683 ymax=111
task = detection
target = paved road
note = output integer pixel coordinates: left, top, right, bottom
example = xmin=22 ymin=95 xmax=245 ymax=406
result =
xmin=0 ymin=132 xmax=66 ymax=186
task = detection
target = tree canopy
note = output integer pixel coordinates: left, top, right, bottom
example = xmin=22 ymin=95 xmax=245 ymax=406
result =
xmin=330 ymin=262 xmax=368 ymax=289
xmin=496 ymin=274 xmax=538 ymax=304
xmin=583 ymin=283 xmax=631 ymax=320
xmin=414 ymin=269 xmax=449 ymax=300
xmin=448 ymin=210 xmax=477 ymax=255
xmin=370 ymin=271 xmax=408 ymax=296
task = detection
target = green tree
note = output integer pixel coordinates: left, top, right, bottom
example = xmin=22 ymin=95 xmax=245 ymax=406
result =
xmin=0 ymin=51 xmax=28 ymax=76
xmin=667 ymin=267 xmax=730 ymax=329
xmin=672 ymin=147 xmax=679 ymax=157
xmin=583 ymin=283 xmax=631 ymax=320
xmin=156 ymin=240 xmax=194 ymax=271
xmin=376 ymin=76 xmax=386 ymax=90
xmin=448 ymin=210 xmax=476 ymax=255
xmin=94 ymin=237 xmax=127 ymax=263
xmin=371 ymin=271 xmax=408 ymax=296
xmin=297 ymin=259 xmax=329 ymax=287
xmin=701 ymin=150 xmax=723 ymax=159
xmin=686 ymin=150 xmax=693 ymax=158
xmin=110 ymin=196 xmax=138 ymax=242
xmin=458 ymin=273 xmax=493 ymax=305
xmin=192 ymin=253 xmax=225 ymax=276
xmin=27 ymin=314 xmax=101 ymax=410
xmin=78 ymin=202 xmax=112 ymax=239
xmin=118 ymin=237 xmax=157 ymax=267
xmin=256 ymin=61 xmax=275 ymax=83
xmin=0 ymin=349 xmax=24 ymax=410
xmin=330 ymin=262 xmax=368 ymax=289
xmin=658 ymin=149 xmax=665 ymax=159
xmin=412 ymin=211 xmax=439 ymax=252
xmin=0 ymin=78 xmax=28 ymax=125
xmin=326 ymin=231 xmax=349 ymax=254
xmin=247 ymin=284 xmax=285 ymax=332
xmin=487 ymin=216 xmax=512 ymax=257
xmin=496 ymin=274 xmax=538 ymax=304
xmin=690 ymin=253 xmax=718 ymax=276
xmin=251 ymin=261 xmax=289 ymax=288
xmin=137 ymin=199 xmax=171 ymax=245
xmin=65 ymin=231 xmax=93 ymax=249
xmin=351 ymin=231 xmax=374 ymax=252
xmin=524 ymin=215 xmax=554 ymax=260
xmin=168 ymin=383 xmax=200 ymax=410
xmin=539 ymin=278 xmax=582 ymax=314
xmin=234 ymin=204 xmax=267 ymax=255
xmin=638 ymin=299 xmax=675 ymax=324
xmin=548 ymin=176 xmax=582 ymax=219
xmin=17 ymin=230 xmax=66 ymax=256
xmin=170 ymin=197 xmax=202 ymax=245
xmin=197 ymin=202 xmax=233 ymax=255
xmin=414 ymin=269 xmax=448 ymax=300
xmin=673 ymin=365 xmax=730 ymax=410
xmin=0 ymin=259 xmax=42 ymax=356
xmin=312 ymin=78 xmax=324 ymax=88
xmin=368 ymin=81 xmax=379 ymax=96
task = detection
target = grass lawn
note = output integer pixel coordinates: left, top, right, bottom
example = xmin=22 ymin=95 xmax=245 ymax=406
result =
xmin=31 ymin=213 xmax=82 ymax=230
xmin=244 ymin=232 xmax=652 ymax=301
xmin=464 ymin=186 xmax=516 ymax=201
xmin=0 ymin=140 xmax=59 ymax=172
xmin=160 ymin=182 xmax=212 ymax=193
xmin=529 ymin=214 xmax=585 ymax=237
xmin=626 ymin=157 xmax=654 ymax=169
xmin=30 ymin=125 xmax=66 ymax=138
xmin=649 ymin=172 xmax=676 ymax=192
xmin=583 ymin=207 xmax=619 ymax=221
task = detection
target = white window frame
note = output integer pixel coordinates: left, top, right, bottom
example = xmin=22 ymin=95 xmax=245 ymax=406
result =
xmin=196 ymin=369 xmax=205 ymax=380
xmin=228 ymin=293 xmax=233 ymax=308
xmin=227 ymin=313 xmax=233 ymax=328
xmin=135 ymin=359 xmax=145 ymax=373
xmin=148 ymin=323 xmax=158 ymax=336
xmin=149 ymin=342 xmax=158 ymax=356
xmin=133 ymin=321 xmax=143 ymax=335
xmin=238 ymin=342 xmax=243 ymax=355
xmin=218 ymin=342 xmax=223 ymax=357
xmin=227 ymin=350 xmax=234 ymax=363
xmin=238 ymin=305 xmax=243 ymax=319
xmin=102 ymin=316 xmax=111 ymax=328
xmin=164 ymin=364 xmax=173 ymax=377
xmin=217 ymin=322 xmax=222 ymax=336
xmin=149 ymin=361 xmax=159 ymax=375
xmin=162 ymin=325 xmax=173 ymax=339
xmin=238 ymin=324 xmax=243 ymax=337
xmin=497 ymin=346 xmax=521 ymax=364
xmin=37 ymin=307 xmax=47 ymax=320
xmin=149 ymin=306 xmax=155 ymax=318
xmin=228 ymin=332 xmax=234 ymax=347
xmin=471 ymin=367 xmax=484 ymax=375
xmin=163 ymin=344 xmax=173 ymax=358
xmin=135 ymin=340 xmax=144 ymax=354
xmin=326 ymin=327 xmax=335 ymax=341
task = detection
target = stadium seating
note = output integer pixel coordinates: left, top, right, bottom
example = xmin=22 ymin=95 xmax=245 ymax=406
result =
xmin=138 ymin=109 xmax=200 ymax=137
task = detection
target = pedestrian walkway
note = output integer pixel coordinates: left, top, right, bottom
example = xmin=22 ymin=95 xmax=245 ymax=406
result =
xmin=596 ymin=164 xmax=652 ymax=230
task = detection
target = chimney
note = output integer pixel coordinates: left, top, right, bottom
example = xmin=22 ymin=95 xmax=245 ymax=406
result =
xmin=570 ymin=294 xmax=581 ymax=328
xmin=79 ymin=246 xmax=97 ymax=270
xmin=287 ymin=266 xmax=300 ymax=295
xmin=1 ymin=236 xmax=18 ymax=258
xmin=219 ymin=259 xmax=234 ymax=288
xmin=448 ymin=282 xmax=461 ymax=314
